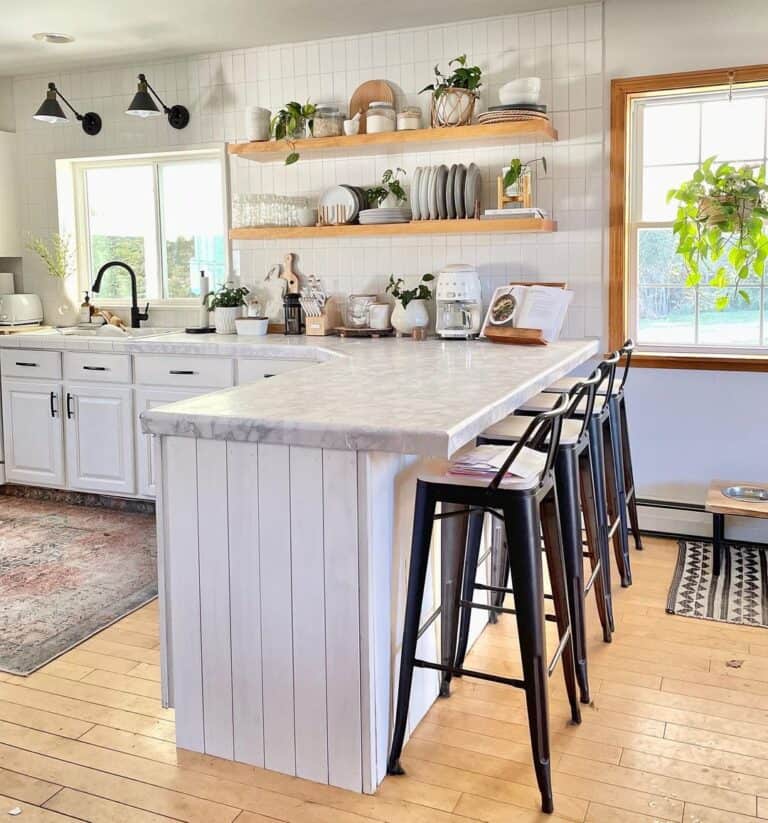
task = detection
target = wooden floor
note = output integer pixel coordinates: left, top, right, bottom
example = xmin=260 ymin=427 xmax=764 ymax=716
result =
xmin=2 ymin=536 xmax=768 ymax=821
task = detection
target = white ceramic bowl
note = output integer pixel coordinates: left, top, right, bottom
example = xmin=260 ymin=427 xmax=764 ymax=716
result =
xmin=235 ymin=317 xmax=269 ymax=336
xmin=499 ymin=77 xmax=542 ymax=106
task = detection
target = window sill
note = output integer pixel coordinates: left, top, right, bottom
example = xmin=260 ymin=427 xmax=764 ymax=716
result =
xmin=623 ymin=351 xmax=768 ymax=372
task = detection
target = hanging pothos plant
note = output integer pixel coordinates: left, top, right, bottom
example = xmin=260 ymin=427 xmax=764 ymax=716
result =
xmin=270 ymin=101 xmax=317 ymax=165
xmin=667 ymin=156 xmax=768 ymax=309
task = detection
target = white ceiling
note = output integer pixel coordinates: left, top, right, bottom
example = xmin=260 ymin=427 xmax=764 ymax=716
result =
xmin=0 ymin=0 xmax=584 ymax=77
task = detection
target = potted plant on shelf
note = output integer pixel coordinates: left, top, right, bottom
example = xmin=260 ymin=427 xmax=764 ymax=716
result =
xmin=203 ymin=282 xmax=250 ymax=334
xmin=26 ymin=232 xmax=79 ymax=327
xmin=667 ymin=156 xmax=768 ymax=309
xmin=420 ymin=54 xmax=483 ymax=127
xmin=365 ymin=168 xmax=408 ymax=208
xmin=270 ymin=101 xmax=317 ymax=165
xmin=386 ymin=273 xmax=435 ymax=335
xmin=503 ymin=156 xmax=548 ymax=195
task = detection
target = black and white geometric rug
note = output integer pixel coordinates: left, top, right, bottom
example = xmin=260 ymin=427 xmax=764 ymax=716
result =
xmin=666 ymin=539 xmax=768 ymax=627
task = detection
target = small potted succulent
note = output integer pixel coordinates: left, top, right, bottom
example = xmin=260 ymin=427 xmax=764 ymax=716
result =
xmin=203 ymin=282 xmax=250 ymax=334
xmin=386 ymin=273 xmax=435 ymax=335
xmin=365 ymin=168 xmax=408 ymax=208
xmin=420 ymin=55 xmax=483 ymax=127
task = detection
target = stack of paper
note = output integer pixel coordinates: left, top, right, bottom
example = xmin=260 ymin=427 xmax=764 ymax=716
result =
xmin=448 ymin=444 xmax=546 ymax=482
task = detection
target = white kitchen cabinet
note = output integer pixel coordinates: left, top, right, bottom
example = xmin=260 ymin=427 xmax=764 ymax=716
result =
xmin=64 ymin=383 xmax=135 ymax=495
xmin=135 ymin=387 xmax=201 ymax=497
xmin=2 ymin=378 xmax=64 ymax=486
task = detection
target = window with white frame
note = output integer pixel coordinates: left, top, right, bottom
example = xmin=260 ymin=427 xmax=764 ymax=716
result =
xmin=73 ymin=151 xmax=226 ymax=302
xmin=628 ymin=86 xmax=768 ymax=352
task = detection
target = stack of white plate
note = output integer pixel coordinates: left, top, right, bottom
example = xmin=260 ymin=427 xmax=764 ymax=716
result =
xmin=411 ymin=163 xmax=482 ymax=220
xmin=359 ymin=207 xmax=412 ymax=224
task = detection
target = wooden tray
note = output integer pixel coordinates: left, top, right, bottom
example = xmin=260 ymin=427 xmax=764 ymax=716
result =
xmin=485 ymin=326 xmax=547 ymax=345
xmin=335 ymin=326 xmax=393 ymax=338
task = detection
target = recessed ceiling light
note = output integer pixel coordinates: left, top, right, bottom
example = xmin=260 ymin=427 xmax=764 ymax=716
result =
xmin=32 ymin=32 xmax=75 ymax=44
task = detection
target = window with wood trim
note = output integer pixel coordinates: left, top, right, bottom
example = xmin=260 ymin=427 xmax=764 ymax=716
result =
xmin=610 ymin=66 xmax=768 ymax=365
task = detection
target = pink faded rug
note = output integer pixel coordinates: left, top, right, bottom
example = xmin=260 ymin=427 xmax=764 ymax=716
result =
xmin=0 ymin=496 xmax=157 ymax=674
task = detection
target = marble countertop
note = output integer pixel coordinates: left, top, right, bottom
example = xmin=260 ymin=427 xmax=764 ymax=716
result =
xmin=0 ymin=329 xmax=598 ymax=456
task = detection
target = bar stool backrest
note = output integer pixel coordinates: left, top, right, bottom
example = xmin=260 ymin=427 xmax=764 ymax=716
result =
xmin=487 ymin=392 xmax=570 ymax=492
xmin=617 ymin=338 xmax=634 ymax=394
xmin=599 ymin=350 xmax=621 ymax=400
xmin=565 ymin=365 xmax=603 ymax=440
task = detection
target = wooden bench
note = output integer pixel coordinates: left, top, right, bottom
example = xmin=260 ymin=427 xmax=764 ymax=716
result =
xmin=705 ymin=479 xmax=768 ymax=575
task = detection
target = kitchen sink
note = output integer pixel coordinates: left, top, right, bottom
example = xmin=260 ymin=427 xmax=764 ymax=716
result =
xmin=53 ymin=327 xmax=181 ymax=339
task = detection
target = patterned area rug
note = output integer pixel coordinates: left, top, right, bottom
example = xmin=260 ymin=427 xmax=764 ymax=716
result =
xmin=0 ymin=497 xmax=157 ymax=674
xmin=667 ymin=539 xmax=768 ymax=626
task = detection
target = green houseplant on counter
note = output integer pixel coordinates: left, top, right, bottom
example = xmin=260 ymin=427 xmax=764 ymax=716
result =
xmin=386 ymin=273 xmax=435 ymax=335
xmin=204 ymin=283 xmax=250 ymax=334
xmin=271 ymin=101 xmax=317 ymax=165
xmin=420 ymin=54 xmax=483 ymax=127
xmin=667 ymin=156 xmax=768 ymax=309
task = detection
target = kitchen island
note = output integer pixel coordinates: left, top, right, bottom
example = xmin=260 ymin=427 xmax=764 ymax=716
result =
xmin=142 ymin=336 xmax=599 ymax=794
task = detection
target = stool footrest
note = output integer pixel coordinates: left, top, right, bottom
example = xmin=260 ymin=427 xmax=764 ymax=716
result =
xmin=417 ymin=606 xmax=442 ymax=640
xmin=459 ymin=599 xmax=517 ymax=616
xmin=548 ymin=625 xmax=572 ymax=677
xmin=584 ymin=563 xmax=601 ymax=594
xmin=413 ymin=658 xmax=526 ymax=690
xmin=473 ymin=582 xmax=515 ymax=595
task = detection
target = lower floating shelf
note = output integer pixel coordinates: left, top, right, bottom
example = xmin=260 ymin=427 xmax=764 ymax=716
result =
xmin=229 ymin=217 xmax=556 ymax=240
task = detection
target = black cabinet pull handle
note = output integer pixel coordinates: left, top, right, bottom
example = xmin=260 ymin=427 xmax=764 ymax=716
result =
xmin=169 ymin=370 xmax=195 ymax=375
xmin=66 ymin=393 xmax=74 ymax=420
xmin=15 ymin=361 xmax=38 ymax=367
xmin=50 ymin=391 xmax=57 ymax=418
xmin=82 ymin=365 xmax=108 ymax=371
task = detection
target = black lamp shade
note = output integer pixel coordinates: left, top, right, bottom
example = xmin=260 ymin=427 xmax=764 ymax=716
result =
xmin=126 ymin=86 xmax=161 ymax=118
xmin=34 ymin=92 xmax=67 ymax=124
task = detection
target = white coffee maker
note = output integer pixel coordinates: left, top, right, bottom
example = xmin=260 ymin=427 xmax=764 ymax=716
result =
xmin=435 ymin=264 xmax=483 ymax=338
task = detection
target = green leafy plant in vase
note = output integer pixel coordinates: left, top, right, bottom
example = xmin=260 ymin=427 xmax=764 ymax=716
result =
xmin=270 ymin=101 xmax=317 ymax=165
xmin=204 ymin=282 xmax=250 ymax=334
xmin=365 ymin=168 xmax=408 ymax=208
xmin=386 ymin=272 xmax=435 ymax=335
xmin=503 ymin=156 xmax=548 ymax=192
xmin=667 ymin=157 xmax=768 ymax=309
xmin=420 ymin=55 xmax=483 ymax=127
xmin=26 ymin=232 xmax=79 ymax=327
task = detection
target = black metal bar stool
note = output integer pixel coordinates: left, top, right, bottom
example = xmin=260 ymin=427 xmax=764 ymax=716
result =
xmin=387 ymin=395 xmax=579 ymax=815
xmin=544 ymin=339 xmax=642 ymax=551
xmin=514 ymin=352 xmax=632 ymax=592
xmin=456 ymin=366 xmax=613 ymax=706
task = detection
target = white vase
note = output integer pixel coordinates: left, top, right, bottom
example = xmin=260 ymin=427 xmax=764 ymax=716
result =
xmin=53 ymin=278 xmax=79 ymax=328
xmin=214 ymin=306 xmax=241 ymax=334
xmin=391 ymin=299 xmax=430 ymax=335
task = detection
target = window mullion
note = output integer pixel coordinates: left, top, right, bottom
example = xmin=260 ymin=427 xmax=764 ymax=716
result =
xmin=152 ymin=162 xmax=164 ymax=301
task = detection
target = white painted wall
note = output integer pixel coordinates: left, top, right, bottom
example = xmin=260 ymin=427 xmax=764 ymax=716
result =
xmin=605 ymin=0 xmax=768 ymax=539
xmin=0 ymin=79 xmax=14 ymax=133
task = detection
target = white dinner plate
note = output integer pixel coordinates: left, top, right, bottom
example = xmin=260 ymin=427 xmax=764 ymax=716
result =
xmin=319 ymin=185 xmax=358 ymax=224
xmin=411 ymin=167 xmax=422 ymax=220
xmin=420 ymin=166 xmax=431 ymax=221
xmin=464 ymin=163 xmax=481 ymax=219
xmin=428 ymin=166 xmax=439 ymax=220
xmin=454 ymin=164 xmax=467 ymax=219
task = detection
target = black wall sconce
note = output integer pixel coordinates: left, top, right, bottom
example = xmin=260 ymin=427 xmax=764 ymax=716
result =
xmin=126 ymin=73 xmax=190 ymax=129
xmin=33 ymin=82 xmax=102 ymax=135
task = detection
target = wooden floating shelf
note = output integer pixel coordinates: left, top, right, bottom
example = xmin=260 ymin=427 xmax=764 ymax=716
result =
xmin=227 ymin=121 xmax=557 ymax=162
xmin=230 ymin=218 xmax=556 ymax=240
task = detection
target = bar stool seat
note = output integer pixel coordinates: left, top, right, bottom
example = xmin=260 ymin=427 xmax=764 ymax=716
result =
xmin=419 ymin=461 xmax=542 ymax=490
xmin=518 ymin=391 xmax=607 ymax=416
xmin=546 ymin=376 xmax=620 ymax=395
xmin=484 ymin=416 xmax=583 ymax=445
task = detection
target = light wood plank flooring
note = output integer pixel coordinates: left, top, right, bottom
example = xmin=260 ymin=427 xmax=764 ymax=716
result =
xmin=1 ymin=536 xmax=767 ymax=821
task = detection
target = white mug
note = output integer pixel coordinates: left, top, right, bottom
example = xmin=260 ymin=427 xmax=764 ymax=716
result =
xmin=368 ymin=303 xmax=391 ymax=330
xmin=245 ymin=106 xmax=271 ymax=141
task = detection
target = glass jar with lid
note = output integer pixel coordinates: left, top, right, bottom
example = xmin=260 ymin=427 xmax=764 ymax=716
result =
xmin=312 ymin=105 xmax=343 ymax=138
xmin=366 ymin=101 xmax=396 ymax=134
xmin=397 ymin=106 xmax=423 ymax=131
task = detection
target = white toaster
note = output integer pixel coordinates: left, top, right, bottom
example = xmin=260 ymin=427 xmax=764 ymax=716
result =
xmin=0 ymin=294 xmax=43 ymax=326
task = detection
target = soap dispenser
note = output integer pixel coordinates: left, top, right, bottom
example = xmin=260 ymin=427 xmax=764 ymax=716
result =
xmin=80 ymin=292 xmax=91 ymax=324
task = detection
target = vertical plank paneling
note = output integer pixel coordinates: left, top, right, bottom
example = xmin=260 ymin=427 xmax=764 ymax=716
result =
xmin=196 ymin=439 xmax=234 ymax=760
xmin=227 ymin=441 xmax=265 ymax=767
xmin=154 ymin=435 xmax=172 ymax=709
xmin=163 ymin=436 xmax=204 ymax=751
xmin=323 ymin=449 xmax=362 ymax=791
xmin=289 ymin=446 xmax=328 ymax=783
xmin=258 ymin=443 xmax=296 ymax=775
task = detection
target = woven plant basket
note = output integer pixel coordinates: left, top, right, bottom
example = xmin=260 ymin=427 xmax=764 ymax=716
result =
xmin=700 ymin=194 xmax=757 ymax=227
xmin=431 ymin=88 xmax=477 ymax=127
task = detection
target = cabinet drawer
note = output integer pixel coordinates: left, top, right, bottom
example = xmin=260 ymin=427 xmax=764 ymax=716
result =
xmin=134 ymin=354 xmax=234 ymax=389
xmin=236 ymin=358 xmax=310 ymax=384
xmin=0 ymin=349 xmax=61 ymax=380
xmin=63 ymin=352 xmax=132 ymax=384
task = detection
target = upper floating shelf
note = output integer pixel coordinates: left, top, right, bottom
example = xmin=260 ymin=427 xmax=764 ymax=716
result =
xmin=227 ymin=121 xmax=558 ymax=162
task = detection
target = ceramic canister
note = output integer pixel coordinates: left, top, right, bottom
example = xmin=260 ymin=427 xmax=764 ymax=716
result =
xmin=368 ymin=303 xmax=391 ymax=330
xmin=245 ymin=106 xmax=271 ymax=141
